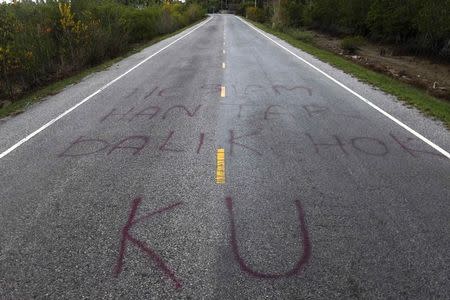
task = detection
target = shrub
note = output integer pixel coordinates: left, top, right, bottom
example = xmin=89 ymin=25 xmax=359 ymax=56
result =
xmin=185 ymin=4 xmax=205 ymax=25
xmin=366 ymin=0 xmax=418 ymax=43
xmin=246 ymin=7 xmax=266 ymax=23
xmin=0 ymin=1 xmax=205 ymax=102
xmin=414 ymin=1 xmax=450 ymax=56
xmin=303 ymin=0 xmax=341 ymax=31
xmin=341 ymin=36 xmax=366 ymax=54
xmin=287 ymin=28 xmax=313 ymax=43
xmin=122 ymin=6 xmax=162 ymax=43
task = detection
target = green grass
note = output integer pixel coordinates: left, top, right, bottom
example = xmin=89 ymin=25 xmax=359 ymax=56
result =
xmin=250 ymin=21 xmax=450 ymax=128
xmin=0 ymin=18 xmax=206 ymax=119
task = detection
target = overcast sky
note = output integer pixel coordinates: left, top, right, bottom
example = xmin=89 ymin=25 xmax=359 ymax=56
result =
xmin=1 ymin=0 xmax=36 ymax=3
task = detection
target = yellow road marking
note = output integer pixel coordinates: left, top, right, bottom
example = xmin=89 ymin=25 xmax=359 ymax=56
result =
xmin=222 ymin=62 xmax=226 ymax=69
xmin=220 ymin=86 xmax=226 ymax=97
xmin=216 ymin=148 xmax=225 ymax=184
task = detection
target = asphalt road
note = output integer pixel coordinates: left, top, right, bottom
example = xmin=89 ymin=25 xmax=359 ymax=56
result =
xmin=0 ymin=15 xmax=449 ymax=299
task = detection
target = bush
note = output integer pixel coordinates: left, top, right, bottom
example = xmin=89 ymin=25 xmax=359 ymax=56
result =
xmin=266 ymin=0 xmax=449 ymax=58
xmin=246 ymin=7 xmax=266 ymax=23
xmin=366 ymin=0 xmax=418 ymax=43
xmin=185 ymin=4 xmax=205 ymax=25
xmin=414 ymin=1 xmax=450 ymax=56
xmin=341 ymin=36 xmax=366 ymax=54
xmin=303 ymin=0 xmax=341 ymax=31
xmin=287 ymin=28 xmax=313 ymax=43
xmin=0 ymin=1 xmax=205 ymax=102
xmin=122 ymin=6 xmax=162 ymax=43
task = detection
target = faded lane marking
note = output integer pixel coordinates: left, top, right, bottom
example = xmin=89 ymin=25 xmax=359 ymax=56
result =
xmin=216 ymin=148 xmax=225 ymax=184
xmin=221 ymin=86 xmax=226 ymax=98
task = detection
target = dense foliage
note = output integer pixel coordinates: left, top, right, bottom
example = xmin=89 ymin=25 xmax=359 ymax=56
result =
xmin=242 ymin=0 xmax=450 ymax=58
xmin=0 ymin=0 xmax=204 ymax=100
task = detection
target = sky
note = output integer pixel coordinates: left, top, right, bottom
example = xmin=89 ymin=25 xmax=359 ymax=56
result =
xmin=1 ymin=0 xmax=37 ymax=3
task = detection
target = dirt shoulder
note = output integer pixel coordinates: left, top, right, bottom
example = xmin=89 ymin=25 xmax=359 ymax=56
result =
xmin=311 ymin=31 xmax=450 ymax=101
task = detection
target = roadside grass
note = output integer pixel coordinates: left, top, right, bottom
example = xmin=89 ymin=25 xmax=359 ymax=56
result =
xmin=0 ymin=18 xmax=206 ymax=119
xmin=249 ymin=21 xmax=450 ymax=129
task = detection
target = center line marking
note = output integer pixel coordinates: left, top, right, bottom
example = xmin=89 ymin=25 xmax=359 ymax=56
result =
xmin=222 ymin=62 xmax=226 ymax=69
xmin=220 ymin=86 xmax=226 ymax=97
xmin=223 ymin=49 xmax=226 ymax=54
xmin=216 ymin=148 xmax=225 ymax=184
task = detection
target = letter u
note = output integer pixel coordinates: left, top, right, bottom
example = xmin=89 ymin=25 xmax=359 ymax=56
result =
xmin=225 ymin=197 xmax=311 ymax=278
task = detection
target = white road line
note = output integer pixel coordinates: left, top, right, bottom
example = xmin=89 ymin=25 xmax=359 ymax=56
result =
xmin=236 ymin=16 xmax=450 ymax=160
xmin=0 ymin=17 xmax=213 ymax=160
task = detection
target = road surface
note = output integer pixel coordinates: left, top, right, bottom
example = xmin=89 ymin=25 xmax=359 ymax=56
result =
xmin=0 ymin=15 xmax=449 ymax=299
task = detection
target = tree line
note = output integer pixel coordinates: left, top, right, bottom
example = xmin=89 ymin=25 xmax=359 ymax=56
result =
xmin=237 ymin=0 xmax=450 ymax=58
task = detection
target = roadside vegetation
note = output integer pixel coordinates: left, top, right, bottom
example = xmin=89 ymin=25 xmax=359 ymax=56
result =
xmin=240 ymin=0 xmax=450 ymax=59
xmin=0 ymin=0 xmax=204 ymax=116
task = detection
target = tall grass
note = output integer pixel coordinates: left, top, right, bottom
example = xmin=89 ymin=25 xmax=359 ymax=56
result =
xmin=0 ymin=1 xmax=205 ymax=103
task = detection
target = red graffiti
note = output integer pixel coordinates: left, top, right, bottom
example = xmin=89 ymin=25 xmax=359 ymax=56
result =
xmin=200 ymin=84 xmax=221 ymax=95
xmin=58 ymin=136 xmax=109 ymax=157
xmin=58 ymin=131 xmax=444 ymax=161
xmin=108 ymin=136 xmax=150 ymax=156
xmin=302 ymin=104 xmax=329 ymax=118
xmin=196 ymin=133 xmax=205 ymax=154
xmin=113 ymin=197 xmax=183 ymax=289
xmin=229 ymin=130 xmax=262 ymax=156
xmin=144 ymin=87 xmax=158 ymax=100
xmin=272 ymin=85 xmax=312 ymax=96
xmin=390 ymin=133 xmax=445 ymax=158
xmin=161 ymin=105 xmax=202 ymax=120
xmin=236 ymin=104 xmax=257 ymax=119
xmin=128 ymin=105 xmax=160 ymax=122
xmin=100 ymin=104 xmax=202 ymax=123
xmin=100 ymin=107 xmax=135 ymax=123
xmin=59 ymin=130 xmax=206 ymax=157
xmin=351 ymin=137 xmax=388 ymax=157
xmin=264 ymin=105 xmax=285 ymax=120
xmin=159 ymin=131 xmax=184 ymax=152
xmin=158 ymin=86 xmax=184 ymax=97
xmin=225 ymin=197 xmax=311 ymax=278
xmin=305 ymin=133 xmax=348 ymax=155
xmin=302 ymin=104 xmax=363 ymax=120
